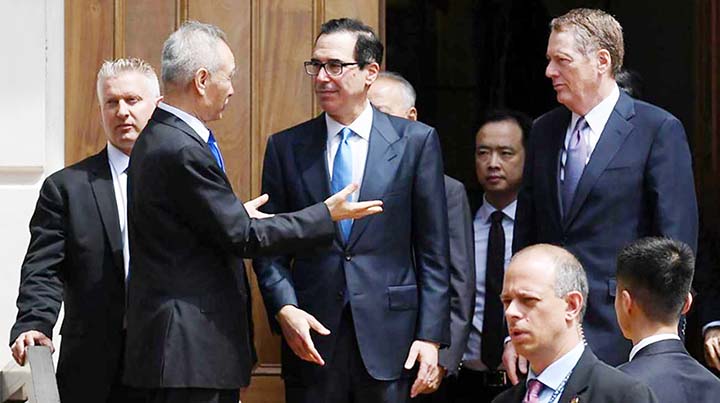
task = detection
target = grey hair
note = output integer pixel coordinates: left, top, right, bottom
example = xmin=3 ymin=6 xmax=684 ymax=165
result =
xmin=161 ymin=20 xmax=228 ymax=87
xmin=552 ymin=249 xmax=589 ymax=320
xmin=377 ymin=71 xmax=416 ymax=110
xmin=96 ymin=58 xmax=160 ymax=102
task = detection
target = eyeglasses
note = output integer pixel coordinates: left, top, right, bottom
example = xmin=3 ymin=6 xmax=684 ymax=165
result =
xmin=304 ymin=60 xmax=359 ymax=76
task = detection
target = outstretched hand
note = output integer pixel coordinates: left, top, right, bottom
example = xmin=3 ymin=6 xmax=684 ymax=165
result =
xmin=324 ymin=183 xmax=383 ymax=221
xmin=245 ymin=194 xmax=274 ymax=219
xmin=277 ymin=305 xmax=330 ymax=365
xmin=502 ymin=340 xmax=528 ymax=385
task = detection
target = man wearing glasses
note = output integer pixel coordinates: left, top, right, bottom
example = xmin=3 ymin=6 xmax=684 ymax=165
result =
xmin=253 ymin=18 xmax=450 ymax=403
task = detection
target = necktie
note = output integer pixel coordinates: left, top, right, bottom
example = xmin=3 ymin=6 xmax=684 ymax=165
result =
xmin=207 ymin=131 xmax=225 ymax=172
xmin=561 ymin=117 xmax=588 ymax=217
xmin=481 ymin=210 xmax=505 ymax=369
xmin=523 ymin=379 xmax=545 ymax=403
xmin=121 ymin=167 xmax=129 ymax=280
xmin=331 ymin=127 xmax=353 ymax=242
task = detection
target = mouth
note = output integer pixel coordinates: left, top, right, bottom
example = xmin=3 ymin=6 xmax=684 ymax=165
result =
xmin=486 ymin=175 xmax=505 ymax=184
xmin=509 ymin=328 xmax=529 ymax=339
xmin=553 ymin=83 xmax=566 ymax=91
xmin=116 ymin=123 xmax=135 ymax=132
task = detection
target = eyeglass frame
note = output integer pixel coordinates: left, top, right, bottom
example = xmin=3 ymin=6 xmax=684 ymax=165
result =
xmin=304 ymin=60 xmax=360 ymax=76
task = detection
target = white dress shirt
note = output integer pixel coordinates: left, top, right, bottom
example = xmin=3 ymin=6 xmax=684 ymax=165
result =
xmin=325 ymin=101 xmax=373 ymax=202
xmin=527 ymin=342 xmax=585 ymax=403
xmin=158 ymin=102 xmax=210 ymax=142
xmin=107 ymin=143 xmax=130 ymax=278
xmin=462 ymin=197 xmax=516 ymax=371
xmin=629 ymin=333 xmax=681 ymax=361
xmin=560 ymin=84 xmax=620 ymax=180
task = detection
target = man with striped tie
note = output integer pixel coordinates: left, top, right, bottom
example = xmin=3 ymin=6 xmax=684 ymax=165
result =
xmin=492 ymin=244 xmax=656 ymax=402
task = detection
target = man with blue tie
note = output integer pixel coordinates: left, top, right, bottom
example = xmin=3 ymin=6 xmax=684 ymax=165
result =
xmin=510 ymin=8 xmax=698 ymax=378
xmin=616 ymin=237 xmax=720 ymax=402
xmin=492 ymin=244 xmax=656 ymax=403
xmin=124 ymin=21 xmax=382 ymax=403
xmin=254 ymin=18 xmax=450 ymax=403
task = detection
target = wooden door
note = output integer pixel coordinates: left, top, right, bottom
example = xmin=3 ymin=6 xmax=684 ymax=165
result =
xmin=65 ymin=1 xmax=383 ymax=402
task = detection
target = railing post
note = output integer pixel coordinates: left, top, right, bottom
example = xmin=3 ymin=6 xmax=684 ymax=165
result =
xmin=1 ymin=346 xmax=59 ymax=403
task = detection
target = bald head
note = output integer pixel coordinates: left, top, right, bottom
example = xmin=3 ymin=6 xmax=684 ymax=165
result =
xmin=368 ymin=71 xmax=418 ymax=120
xmin=502 ymin=244 xmax=588 ymax=372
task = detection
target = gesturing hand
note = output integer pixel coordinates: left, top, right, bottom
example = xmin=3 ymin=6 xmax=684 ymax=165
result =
xmin=404 ymin=340 xmax=440 ymax=398
xmin=11 ymin=330 xmax=54 ymax=366
xmin=324 ymin=183 xmax=383 ymax=221
xmin=277 ymin=305 xmax=330 ymax=365
xmin=704 ymin=328 xmax=720 ymax=370
xmin=244 ymin=194 xmax=274 ymax=219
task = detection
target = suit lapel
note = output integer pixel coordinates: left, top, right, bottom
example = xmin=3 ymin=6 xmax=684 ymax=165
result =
xmin=89 ymin=149 xmax=125 ymax=281
xmin=152 ymin=107 xmax=232 ymax=187
xmin=293 ymin=115 xmax=331 ymax=205
xmin=558 ymin=348 xmax=594 ymax=403
xmin=548 ymin=109 xmax=571 ymax=226
xmin=347 ymin=110 xmax=403 ymax=247
xmin=563 ymin=92 xmax=635 ymax=230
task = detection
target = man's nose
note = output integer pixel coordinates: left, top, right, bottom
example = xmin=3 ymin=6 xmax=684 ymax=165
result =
xmin=545 ymin=61 xmax=556 ymax=78
xmin=315 ymin=65 xmax=331 ymax=82
xmin=117 ymin=100 xmax=130 ymax=116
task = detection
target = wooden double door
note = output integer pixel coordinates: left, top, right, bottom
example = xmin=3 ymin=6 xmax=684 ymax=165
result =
xmin=65 ymin=1 xmax=383 ymax=402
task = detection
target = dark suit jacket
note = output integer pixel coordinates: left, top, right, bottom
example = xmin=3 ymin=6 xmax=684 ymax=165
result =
xmin=440 ymin=176 xmax=476 ymax=375
xmin=253 ymin=109 xmax=450 ymax=382
xmin=493 ymin=348 xmax=657 ymax=403
xmin=618 ymin=339 xmax=720 ymax=402
xmin=10 ymin=149 xmax=127 ymax=403
xmin=514 ymin=91 xmax=698 ymax=365
xmin=123 ymin=107 xmax=336 ymax=389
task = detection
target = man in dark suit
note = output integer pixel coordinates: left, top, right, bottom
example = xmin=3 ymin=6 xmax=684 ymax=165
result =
xmin=9 ymin=58 xmax=162 ymax=403
xmin=253 ymin=19 xmax=450 ymax=403
xmin=368 ymin=71 xmax=476 ymax=401
xmin=511 ymin=7 xmax=698 ymax=376
xmin=123 ymin=21 xmax=382 ymax=403
xmin=615 ymin=237 xmax=720 ymax=401
xmin=493 ymin=244 xmax=656 ymax=403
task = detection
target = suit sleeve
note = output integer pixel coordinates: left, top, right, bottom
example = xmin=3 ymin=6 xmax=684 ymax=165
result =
xmin=645 ymin=116 xmax=698 ymax=252
xmin=174 ymin=143 xmax=335 ymax=259
xmin=10 ymin=177 xmax=65 ymax=344
xmin=513 ymin=124 xmax=538 ymax=253
xmin=252 ymin=136 xmax=300 ymax=332
xmin=412 ymin=129 xmax=451 ymax=345
xmin=439 ymin=178 xmax=476 ymax=374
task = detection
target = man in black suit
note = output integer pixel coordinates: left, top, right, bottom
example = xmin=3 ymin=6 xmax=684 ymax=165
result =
xmin=493 ymin=244 xmax=656 ymax=403
xmin=254 ymin=19 xmax=450 ymax=403
xmin=368 ymin=71 xmax=476 ymax=401
xmin=615 ymin=237 xmax=720 ymax=401
xmin=511 ymin=7 xmax=698 ymax=376
xmin=9 ymin=58 xmax=162 ymax=403
xmin=123 ymin=21 xmax=382 ymax=403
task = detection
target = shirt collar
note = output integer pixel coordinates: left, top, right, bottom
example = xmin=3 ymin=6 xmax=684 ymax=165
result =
xmin=476 ymin=195 xmax=517 ymax=223
xmin=325 ymin=100 xmax=374 ymax=141
xmin=629 ymin=333 xmax=681 ymax=361
xmin=527 ymin=342 xmax=585 ymax=393
xmin=158 ymin=102 xmax=210 ymax=143
xmin=107 ymin=142 xmax=130 ymax=173
xmin=569 ymin=83 xmax=620 ymax=136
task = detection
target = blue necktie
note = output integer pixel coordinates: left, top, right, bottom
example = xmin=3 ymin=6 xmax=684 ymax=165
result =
xmin=207 ymin=131 xmax=225 ymax=172
xmin=331 ymin=127 xmax=353 ymax=242
xmin=561 ymin=117 xmax=588 ymax=217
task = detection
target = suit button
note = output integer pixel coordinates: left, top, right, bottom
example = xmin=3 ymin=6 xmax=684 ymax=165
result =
xmin=337 ymin=290 xmax=345 ymax=300
xmin=344 ymin=254 xmax=352 ymax=261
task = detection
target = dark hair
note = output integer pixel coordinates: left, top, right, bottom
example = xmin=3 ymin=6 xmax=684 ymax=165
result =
xmin=318 ymin=18 xmax=384 ymax=68
xmin=476 ymin=109 xmax=533 ymax=148
xmin=616 ymin=237 xmax=695 ymax=324
xmin=616 ymin=68 xmax=644 ymax=100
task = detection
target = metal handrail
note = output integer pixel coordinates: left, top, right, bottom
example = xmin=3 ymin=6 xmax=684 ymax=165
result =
xmin=0 ymin=346 xmax=59 ymax=403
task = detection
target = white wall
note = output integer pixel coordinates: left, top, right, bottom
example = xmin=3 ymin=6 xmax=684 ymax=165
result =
xmin=0 ymin=0 xmax=64 ymax=366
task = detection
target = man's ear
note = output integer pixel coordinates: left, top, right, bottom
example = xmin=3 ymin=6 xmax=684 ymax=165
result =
xmin=194 ymin=68 xmax=210 ymax=96
xmin=154 ymin=95 xmax=164 ymax=106
xmin=365 ymin=62 xmax=380 ymax=86
xmin=565 ymin=291 xmax=584 ymax=321
xmin=406 ymin=106 xmax=418 ymax=121
xmin=681 ymin=292 xmax=693 ymax=315
xmin=620 ymin=289 xmax=633 ymax=314
xmin=596 ymin=49 xmax=612 ymax=76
